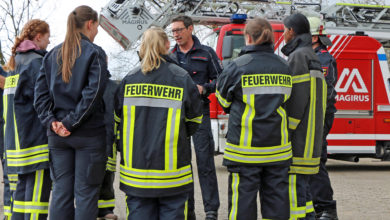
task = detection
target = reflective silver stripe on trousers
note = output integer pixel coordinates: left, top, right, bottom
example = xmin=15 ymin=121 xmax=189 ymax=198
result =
xmin=124 ymin=97 xmax=182 ymax=109
xmin=168 ymin=108 xmax=178 ymax=170
xmin=225 ymin=151 xmax=292 ymax=162
xmin=227 ymin=144 xmax=291 ymax=154
xmin=310 ymin=70 xmax=325 ymax=80
xmin=120 ymin=175 xmax=192 ymax=187
xmin=120 ymin=166 xmax=191 ymax=178
xmin=242 ymin=86 xmax=292 ymax=95
xmin=230 ymin=173 xmax=239 ymax=220
xmin=98 ymin=201 xmax=115 ymax=207
xmin=7 ymin=146 xmax=48 ymax=157
xmin=7 ymin=154 xmax=48 ymax=165
xmin=33 ymin=170 xmax=44 ymax=220
xmin=13 ymin=204 xmax=49 ymax=211
xmin=4 ymin=88 xmax=16 ymax=95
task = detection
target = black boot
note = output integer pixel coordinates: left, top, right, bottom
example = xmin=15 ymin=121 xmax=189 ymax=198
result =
xmin=317 ymin=209 xmax=338 ymax=220
xmin=187 ymin=210 xmax=196 ymax=220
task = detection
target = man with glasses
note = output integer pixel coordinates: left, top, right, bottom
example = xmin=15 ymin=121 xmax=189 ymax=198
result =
xmin=170 ymin=15 xmax=222 ymax=220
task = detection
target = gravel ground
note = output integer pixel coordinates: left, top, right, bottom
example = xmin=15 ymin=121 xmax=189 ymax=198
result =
xmin=1 ymin=156 xmax=390 ymax=220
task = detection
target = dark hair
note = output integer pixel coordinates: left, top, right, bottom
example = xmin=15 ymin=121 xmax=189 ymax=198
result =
xmin=171 ymin=15 xmax=193 ymax=28
xmin=244 ymin=18 xmax=274 ymax=45
xmin=58 ymin=5 xmax=98 ymax=83
xmin=283 ymin=13 xmax=310 ymax=35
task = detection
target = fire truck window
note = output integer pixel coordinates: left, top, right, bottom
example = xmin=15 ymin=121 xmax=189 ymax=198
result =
xmin=225 ymin=34 xmax=245 ymax=61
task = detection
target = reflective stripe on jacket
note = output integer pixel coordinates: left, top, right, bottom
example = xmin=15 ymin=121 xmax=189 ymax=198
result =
xmin=282 ymin=33 xmax=326 ymax=174
xmin=114 ymin=56 xmax=203 ymax=197
xmin=216 ymin=44 xmax=293 ymax=166
xmin=4 ymin=50 xmax=49 ymax=174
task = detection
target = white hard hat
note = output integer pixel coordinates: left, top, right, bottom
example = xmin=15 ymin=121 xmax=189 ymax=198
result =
xmin=308 ymin=16 xmax=332 ymax=46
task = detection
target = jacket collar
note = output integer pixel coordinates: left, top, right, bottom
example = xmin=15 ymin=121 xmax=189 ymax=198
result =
xmin=281 ymin=33 xmax=312 ymax=56
xmin=172 ymin=35 xmax=202 ymax=54
xmin=162 ymin=54 xmax=179 ymax=65
xmin=80 ymin=33 xmax=91 ymax=42
xmin=314 ymin=45 xmax=327 ymax=53
xmin=238 ymin=43 xmax=274 ymax=56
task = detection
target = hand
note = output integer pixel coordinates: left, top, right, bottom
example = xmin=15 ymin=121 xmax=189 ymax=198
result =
xmin=52 ymin=121 xmax=71 ymax=137
xmin=197 ymin=85 xmax=204 ymax=95
xmin=51 ymin=121 xmax=61 ymax=133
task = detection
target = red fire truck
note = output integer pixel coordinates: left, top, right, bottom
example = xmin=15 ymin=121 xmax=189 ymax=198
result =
xmin=100 ymin=0 xmax=390 ymax=161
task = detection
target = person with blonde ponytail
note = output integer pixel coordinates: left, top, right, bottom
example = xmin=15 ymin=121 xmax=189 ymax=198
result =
xmin=114 ymin=27 xmax=202 ymax=220
xmin=216 ymin=18 xmax=293 ymax=220
xmin=34 ymin=5 xmax=109 ymax=220
xmin=2 ymin=19 xmax=51 ymax=220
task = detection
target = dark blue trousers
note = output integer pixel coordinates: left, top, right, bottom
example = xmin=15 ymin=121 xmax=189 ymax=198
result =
xmin=228 ymin=165 xmax=290 ymax=220
xmin=189 ymin=105 xmax=220 ymax=213
xmin=48 ymin=135 xmax=106 ymax=220
xmin=2 ymin=157 xmax=15 ymax=219
xmin=126 ymin=193 xmax=188 ymax=220
xmin=289 ymin=174 xmax=315 ymax=220
xmin=98 ymin=170 xmax=116 ymax=217
xmin=309 ymin=113 xmax=337 ymax=212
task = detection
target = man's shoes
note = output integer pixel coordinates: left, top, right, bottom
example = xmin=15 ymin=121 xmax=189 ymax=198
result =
xmin=187 ymin=210 xmax=196 ymax=220
xmin=205 ymin=211 xmax=218 ymax=220
xmin=316 ymin=209 xmax=338 ymax=220
xmin=97 ymin=213 xmax=118 ymax=220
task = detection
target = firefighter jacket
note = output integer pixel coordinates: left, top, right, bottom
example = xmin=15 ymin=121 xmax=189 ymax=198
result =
xmin=0 ymin=66 xmax=6 ymax=159
xmin=34 ymin=34 xmax=109 ymax=137
xmin=315 ymin=45 xmax=338 ymax=115
xmin=4 ymin=49 xmax=49 ymax=174
xmin=114 ymin=56 xmax=203 ymax=197
xmin=281 ymin=33 xmax=326 ymax=175
xmin=170 ymin=35 xmax=222 ymax=103
xmin=104 ymin=79 xmax=119 ymax=172
xmin=216 ymin=43 xmax=293 ymax=166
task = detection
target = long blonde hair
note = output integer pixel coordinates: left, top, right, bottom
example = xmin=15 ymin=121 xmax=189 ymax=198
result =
xmin=3 ymin=19 xmax=49 ymax=71
xmin=58 ymin=5 xmax=97 ymax=83
xmin=139 ymin=27 xmax=169 ymax=74
xmin=244 ymin=18 xmax=274 ymax=45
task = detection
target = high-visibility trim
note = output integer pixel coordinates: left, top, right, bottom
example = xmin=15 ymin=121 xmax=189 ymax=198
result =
xmin=173 ymin=109 xmax=181 ymax=170
xmin=226 ymin=142 xmax=291 ymax=155
xmin=3 ymin=94 xmax=7 ymax=138
xmin=277 ymin=107 xmax=288 ymax=145
xmin=242 ymin=74 xmax=292 ymax=87
xmin=4 ymin=205 xmax=12 ymax=217
xmin=242 ymin=86 xmax=292 ymax=95
xmin=31 ymin=170 xmax=45 ymax=220
xmin=13 ymin=201 xmax=49 ymax=214
xmin=322 ymin=80 xmax=327 ymax=119
xmin=304 ymin=77 xmax=316 ymax=159
xmin=120 ymin=173 xmax=193 ymax=189
xmin=114 ymin=112 xmax=121 ymax=123
xmin=10 ymin=182 xmax=17 ymax=191
xmin=310 ymin=69 xmax=325 ymax=80
xmin=215 ymin=89 xmax=231 ymax=108
xmin=7 ymin=153 xmax=49 ymax=166
xmin=124 ymin=97 xmax=182 ymax=109
xmin=240 ymin=94 xmax=255 ymax=147
xmin=289 ymin=166 xmax=319 ymax=174
xmin=123 ymin=105 xmax=135 ymax=168
xmin=306 ymin=201 xmax=314 ymax=213
xmin=124 ymin=83 xmax=183 ymax=101
xmin=106 ymin=164 xmax=116 ymax=172
xmin=185 ymin=114 xmax=203 ymax=124
xmin=6 ymin=144 xmax=49 ymax=158
xmin=120 ymin=165 xmax=192 ymax=179
xmin=184 ymin=200 xmax=188 ymax=220
xmin=4 ymin=74 xmax=19 ymax=95
xmin=165 ymin=108 xmax=181 ymax=170
xmin=289 ymin=174 xmax=307 ymax=219
xmin=8 ymin=173 xmax=18 ymax=182
xmin=292 ymin=157 xmax=320 ymax=166
xmin=224 ymin=149 xmax=292 ymax=164
xmin=292 ymin=74 xmax=310 ymax=84
xmin=229 ymin=173 xmax=239 ymax=220
xmin=98 ymin=199 xmax=115 ymax=208
xmin=288 ymin=116 xmax=300 ymax=130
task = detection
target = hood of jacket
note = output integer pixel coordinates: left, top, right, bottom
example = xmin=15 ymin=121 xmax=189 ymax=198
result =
xmin=16 ymin=40 xmax=40 ymax=52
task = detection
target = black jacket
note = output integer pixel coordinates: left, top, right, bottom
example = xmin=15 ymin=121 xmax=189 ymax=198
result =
xmin=114 ymin=56 xmax=203 ymax=197
xmin=170 ymin=35 xmax=222 ymax=103
xmin=216 ymin=44 xmax=293 ymax=166
xmin=282 ymin=33 xmax=326 ymax=175
xmin=4 ymin=49 xmax=49 ymax=174
xmin=315 ymin=45 xmax=337 ymax=115
xmin=34 ymin=34 xmax=109 ymax=136
xmin=104 ymin=79 xmax=119 ymax=172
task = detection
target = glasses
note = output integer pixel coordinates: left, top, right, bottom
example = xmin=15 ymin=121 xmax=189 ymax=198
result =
xmin=171 ymin=27 xmax=186 ymax=34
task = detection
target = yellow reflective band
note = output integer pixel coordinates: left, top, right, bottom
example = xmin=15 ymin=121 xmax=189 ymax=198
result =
xmin=8 ymin=174 xmax=18 ymax=182
xmin=229 ymin=173 xmax=239 ymax=220
xmin=289 ymin=174 xmax=306 ymax=219
xmin=4 ymin=205 xmax=11 ymax=216
xmin=13 ymin=201 xmax=49 ymax=214
xmin=292 ymin=157 xmax=320 ymax=166
xmin=3 ymin=94 xmax=7 ymax=138
xmin=4 ymin=74 xmax=19 ymax=89
xmin=240 ymin=95 xmax=254 ymax=147
xmin=184 ymin=200 xmax=188 ymax=220
xmin=226 ymin=142 xmax=291 ymax=155
xmin=32 ymin=170 xmax=44 ymax=203
xmin=288 ymin=116 xmax=300 ymax=130
xmin=123 ymin=105 xmax=135 ymax=168
xmin=224 ymin=149 xmax=292 ymax=164
xmin=173 ymin=109 xmax=181 ymax=170
xmin=277 ymin=107 xmax=288 ymax=145
xmin=124 ymin=83 xmax=183 ymax=101
xmin=306 ymin=201 xmax=314 ymax=213
xmin=114 ymin=111 xmax=121 ymax=123
xmin=304 ymin=78 xmax=316 ymax=159
xmin=336 ymin=3 xmax=390 ymax=8
xmin=106 ymin=164 xmax=116 ymax=172
xmin=120 ymin=164 xmax=192 ymax=179
xmin=98 ymin=199 xmax=115 ymax=208
xmin=7 ymin=153 xmax=49 ymax=166
xmin=185 ymin=114 xmax=203 ymax=124
xmin=322 ymin=80 xmax=327 ymax=119
xmin=165 ymin=108 xmax=173 ymax=170
xmin=289 ymin=166 xmax=319 ymax=174
xmin=6 ymin=144 xmax=49 ymax=158
xmin=242 ymin=74 xmax=292 ymax=88
xmin=216 ymin=90 xmax=231 ymax=108
xmin=292 ymin=74 xmax=310 ymax=84
xmin=120 ymin=173 xmax=193 ymax=189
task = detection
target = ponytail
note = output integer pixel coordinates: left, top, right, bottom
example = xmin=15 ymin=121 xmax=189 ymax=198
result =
xmin=244 ymin=18 xmax=274 ymax=45
xmin=58 ymin=5 xmax=97 ymax=83
xmin=3 ymin=19 xmax=49 ymax=71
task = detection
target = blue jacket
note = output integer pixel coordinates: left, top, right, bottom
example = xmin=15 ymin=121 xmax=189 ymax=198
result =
xmin=170 ymin=35 xmax=222 ymax=103
xmin=34 ymin=34 xmax=109 ymax=136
